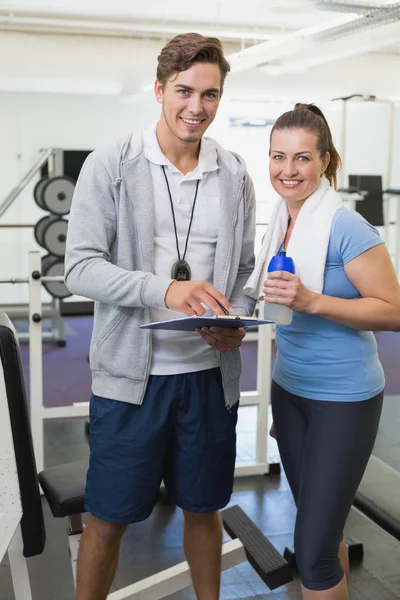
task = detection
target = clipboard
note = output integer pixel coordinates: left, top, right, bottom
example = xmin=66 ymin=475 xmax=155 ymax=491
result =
xmin=140 ymin=315 xmax=272 ymax=331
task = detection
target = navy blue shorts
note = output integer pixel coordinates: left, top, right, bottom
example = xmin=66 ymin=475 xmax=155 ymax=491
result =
xmin=85 ymin=367 xmax=238 ymax=524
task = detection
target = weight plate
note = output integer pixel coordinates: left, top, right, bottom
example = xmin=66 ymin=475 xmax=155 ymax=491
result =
xmin=33 ymin=177 xmax=49 ymax=210
xmin=41 ymin=254 xmax=58 ymax=273
xmin=34 ymin=215 xmax=53 ymax=248
xmin=42 ymin=218 xmax=68 ymax=257
xmin=41 ymin=255 xmax=71 ymax=299
xmin=42 ymin=176 xmax=75 ymax=215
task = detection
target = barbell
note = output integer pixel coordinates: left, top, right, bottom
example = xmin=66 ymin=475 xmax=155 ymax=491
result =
xmin=0 ymin=257 xmax=72 ymax=300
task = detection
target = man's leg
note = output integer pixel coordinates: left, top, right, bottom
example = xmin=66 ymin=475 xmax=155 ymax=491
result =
xmin=76 ymin=515 xmax=127 ymax=600
xmin=183 ymin=510 xmax=222 ymax=600
xmin=170 ymin=368 xmax=238 ymax=600
xmin=82 ymin=385 xmax=175 ymax=600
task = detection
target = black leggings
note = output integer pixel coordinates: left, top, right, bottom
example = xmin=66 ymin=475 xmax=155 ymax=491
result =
xmin=271 ymin=381 xmax=383 ymax=591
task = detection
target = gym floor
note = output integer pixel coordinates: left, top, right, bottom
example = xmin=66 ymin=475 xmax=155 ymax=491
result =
xmin=1 ymin=318 xmax=400 ymax=599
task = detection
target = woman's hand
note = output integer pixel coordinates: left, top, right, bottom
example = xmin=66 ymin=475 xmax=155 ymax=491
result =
xmin=262 ymin=271 xmax=318 ymax=314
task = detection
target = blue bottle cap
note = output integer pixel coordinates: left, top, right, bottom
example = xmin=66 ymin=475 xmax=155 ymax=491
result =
xmin=267 ymin=251 xmax=295 ymax=274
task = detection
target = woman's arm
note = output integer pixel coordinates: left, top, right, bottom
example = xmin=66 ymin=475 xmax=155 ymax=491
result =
xmin=313 ymin=244 xmax=400 ymax=330
xmin=263 ymin=244 xmax=400 ymax=331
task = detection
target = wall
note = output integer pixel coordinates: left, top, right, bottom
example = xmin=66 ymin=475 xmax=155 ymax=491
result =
xmin=0 ymin=93 xmax=160 ymax=304
xmin=210 ymin=100 xmax=400 ymax=253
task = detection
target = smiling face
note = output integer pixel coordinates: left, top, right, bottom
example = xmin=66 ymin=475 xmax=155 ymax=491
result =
xmin=269 ymin=128 xmax=330 ymax=205
xmin=155 ymin=62 xmax=221 ymax=146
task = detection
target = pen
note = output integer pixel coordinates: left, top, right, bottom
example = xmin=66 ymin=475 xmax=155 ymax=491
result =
xmin=215 ymin=300 xmax=231 ymax=316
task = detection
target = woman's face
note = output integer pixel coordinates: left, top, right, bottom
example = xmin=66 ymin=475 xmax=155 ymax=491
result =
xmin=269 ymin=128 xmax=330 ymax=204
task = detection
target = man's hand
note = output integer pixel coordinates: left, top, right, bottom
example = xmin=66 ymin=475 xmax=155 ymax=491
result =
xmin=196 ymin=326 xmax=246 ymax=352
xmin=165 ymin=280 xmax=232 ymax=316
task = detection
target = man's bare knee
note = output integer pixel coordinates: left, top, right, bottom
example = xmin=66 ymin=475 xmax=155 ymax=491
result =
xmin=183 ymin=510 xmax=220 ymax=525
xmin=86 ymin=514 xmax=128 ymax=545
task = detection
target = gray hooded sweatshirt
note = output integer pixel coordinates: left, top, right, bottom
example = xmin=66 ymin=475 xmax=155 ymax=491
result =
xmin=65 ymin=132 xmax=256 ymax=408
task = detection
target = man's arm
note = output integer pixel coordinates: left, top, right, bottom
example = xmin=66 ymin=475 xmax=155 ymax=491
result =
xmin=64 ymin=150 xmax=173 ymax=308
xmin=229 ymin=172 xmax=257 ymax=316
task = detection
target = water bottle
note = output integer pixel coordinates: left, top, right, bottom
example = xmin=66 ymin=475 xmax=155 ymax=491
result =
xmin=264 ymin=251 xmax=295 ymax=325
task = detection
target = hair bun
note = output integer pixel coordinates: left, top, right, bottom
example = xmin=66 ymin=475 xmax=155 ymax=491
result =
xmin=294 ymin=102 xmax=325 ymax=120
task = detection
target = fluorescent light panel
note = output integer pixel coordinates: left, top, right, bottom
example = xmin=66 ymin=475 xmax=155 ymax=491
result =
xmin=227 ymin=12 xmax=360 ymax=70
xmin=0 ymin=14 xmax=279 ymax=41
xmin=261 ymin=22 xmax=400 ymax=75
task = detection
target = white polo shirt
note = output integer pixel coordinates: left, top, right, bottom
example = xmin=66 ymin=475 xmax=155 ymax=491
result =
xmin=143 ymin=123 xmax=221 ymax=375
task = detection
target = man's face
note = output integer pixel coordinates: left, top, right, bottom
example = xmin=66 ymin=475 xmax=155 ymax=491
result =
xmin=155 ymin=62 xmax=222 ymax=144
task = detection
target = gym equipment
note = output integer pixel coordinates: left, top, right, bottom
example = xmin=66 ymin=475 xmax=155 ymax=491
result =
xmin=332 ymin=96 xmax=400 ymax=277
xmin=353 ymin=454 xmax=400 ymax=541
xmin=33 ymin=176 xmax=49 ymax=210
xmin=283 ymin=533 xmax=364 ymax=570
xmin=40 ymin=175 xmax=75 ymax=215
xmin=383 ymin=189 xmax=400 ymax=275
xmin=0 ymin=255 xmax=68 ymax=458
xmin=34 ymin=215 xmax=68 ymax=257
xmin=349 ymin=175 xmax=384 ymax=227
xmin=0 ymin=255 xmax=70 ymax=301
xmin=0 ymin=148 xmax=55 ymax=219
xmin=0 ymin=310 xmax=293 ymax=599
xmin=222 ymin=504 xmax=292 ymax=589
xmin=41 ymin=255 xmax=71 ymax=300
xmin=33 ymin=215 xmax=51 ymax=246
xmin=337 ymin=186 xmax=368 ymax=211
xmin=341 ymin=178 xmax=400 ymax=275
xmin=0 ymin=298 xmax=66 ymax=346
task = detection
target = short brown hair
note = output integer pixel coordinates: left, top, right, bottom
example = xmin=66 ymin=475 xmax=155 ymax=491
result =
xmin=270 ymin=103 xmax=342 ymax=189
xmin=157 ymin=33 xmax=230 ymax=95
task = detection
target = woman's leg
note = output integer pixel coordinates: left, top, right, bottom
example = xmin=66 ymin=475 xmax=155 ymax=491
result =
xmin=294 ymin=391 xmax=383 ymax=599
xmin=339 ymin=539 xmax=349 ymax=583
xmin=271 ymin=381 xmax=308 ymax=505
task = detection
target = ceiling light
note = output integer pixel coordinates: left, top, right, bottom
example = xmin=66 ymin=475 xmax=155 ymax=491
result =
xmin=259 ymin=23 xmax=400 ymax=75
xmin=0 ymin=14 xmax=279 ymax=42
xmin=228 ymin=12 xmax=360 ymax=71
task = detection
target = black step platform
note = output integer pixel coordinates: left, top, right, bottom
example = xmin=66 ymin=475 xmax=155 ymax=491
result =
xmin=354 ymin=454 xmax=400 ymax=541
xmin=222 ymin=504 xmax=293 ymax=590
xmin=283 ymin=535 xmax=364 ymax=570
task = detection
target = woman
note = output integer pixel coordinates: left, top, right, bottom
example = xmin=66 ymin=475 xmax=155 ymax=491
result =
xmin=247 ymin=104 xmax=400 ymax=600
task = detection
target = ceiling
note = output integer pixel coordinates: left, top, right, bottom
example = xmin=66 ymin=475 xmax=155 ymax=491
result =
xmin=2 ymin=0 xmax=400 ymax=44
xmin=0 ymin=1 xmax=357 ymax=35
xmin=1 ymin=0 xmax=400 ymax=99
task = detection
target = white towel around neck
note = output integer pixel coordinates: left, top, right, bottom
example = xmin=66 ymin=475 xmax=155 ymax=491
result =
xmin=244 ymin=176 xmax=343 ymax=300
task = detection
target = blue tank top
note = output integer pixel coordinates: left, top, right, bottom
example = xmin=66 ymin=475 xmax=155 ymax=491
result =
xmin=272 ymin=208 xmax=385 ymax=401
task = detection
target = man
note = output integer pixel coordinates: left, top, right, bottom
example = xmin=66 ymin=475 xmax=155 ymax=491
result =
xmin=65 ymin=32 xmax=256 ymax=600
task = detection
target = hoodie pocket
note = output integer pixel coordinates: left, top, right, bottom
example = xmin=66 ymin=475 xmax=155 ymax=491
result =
xmin=91 ymin=308 xmax=147 ymax=379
